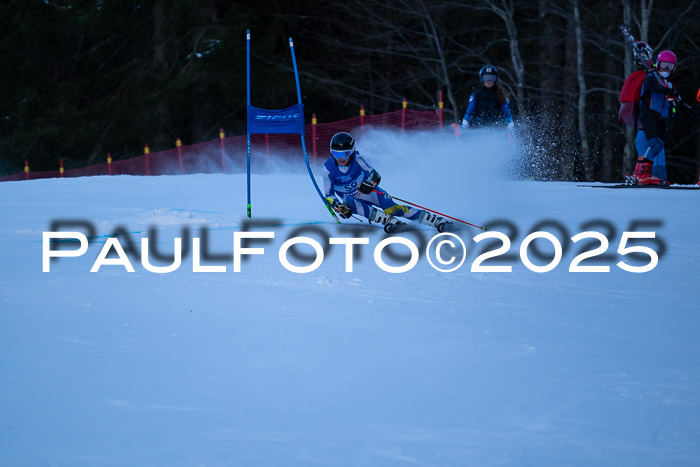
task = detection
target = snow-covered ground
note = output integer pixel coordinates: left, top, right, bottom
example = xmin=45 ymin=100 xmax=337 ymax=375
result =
xmin=1 ymin=129 xmax=699 ymax=466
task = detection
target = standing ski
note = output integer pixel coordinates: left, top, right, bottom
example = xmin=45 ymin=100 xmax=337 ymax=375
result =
xmin=619 ymin=24 xmax=676 ymax=97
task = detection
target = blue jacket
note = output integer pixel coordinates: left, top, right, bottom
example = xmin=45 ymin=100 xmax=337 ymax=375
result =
xmin=639 ymin=73 xmax=673 ymax=120
xmin=463 ymin=86 xmax=513 ymax=127
xmin=322 ymin=152 xmax=374 ymax=202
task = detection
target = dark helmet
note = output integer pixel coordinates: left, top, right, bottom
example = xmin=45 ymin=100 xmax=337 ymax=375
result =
xmin=479 ymin=65 xmax=498 ymax=84
xmin=330 ymin=132 xmax=356 ymax=161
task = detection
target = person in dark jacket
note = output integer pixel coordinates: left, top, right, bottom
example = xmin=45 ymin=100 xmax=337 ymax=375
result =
xmin=461 ymin=66 xmax=514 ymax=131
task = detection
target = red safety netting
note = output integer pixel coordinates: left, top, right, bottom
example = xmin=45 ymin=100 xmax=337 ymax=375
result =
xmin=0 ymin=108 xmax=441 ymax=182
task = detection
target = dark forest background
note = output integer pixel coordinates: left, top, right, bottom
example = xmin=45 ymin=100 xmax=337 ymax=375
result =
xmin=1 ymin=0 xmax=699 ymax=182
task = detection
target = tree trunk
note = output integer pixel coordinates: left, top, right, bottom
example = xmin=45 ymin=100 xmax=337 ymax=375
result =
xmin=601 ymin=50 xmax=617 ymax=182
xmin=621 ymin=0 xmax=636 ymax=177
xmin=640 ymin=0 xmax=654 ymax=42
xmin=152 ymin=0 xmax=170 ymax=149
xmin=561 ymin=12 xmax=578 ymax=180
xmin=573 ymin=0 xmax=591 ymax=180
xmin=696 ymin=129 xmax=700 ymax=184
xmin=484 ymin=0 xmax=525 ymax=116
xmin=192 ymin=0 xmax=220 ymax=143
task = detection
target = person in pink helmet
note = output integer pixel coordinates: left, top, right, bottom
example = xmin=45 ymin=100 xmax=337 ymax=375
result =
xmin=630 ymin=50 xmax=680 ymax=186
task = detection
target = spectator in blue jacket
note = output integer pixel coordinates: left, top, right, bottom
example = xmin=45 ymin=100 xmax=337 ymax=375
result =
xmin=461 ymin=65 xmax=514 ymax=132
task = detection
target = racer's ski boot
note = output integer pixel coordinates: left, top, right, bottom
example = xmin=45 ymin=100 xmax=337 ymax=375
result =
xmin=369 ymin=207 xmax=405 ymax=233
xmin=418 ymin=210 xmax=452 ymax=232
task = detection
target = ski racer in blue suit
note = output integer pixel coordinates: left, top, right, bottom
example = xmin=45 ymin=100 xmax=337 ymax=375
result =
xmin=322 ymin=132 xmax=451 ymax=233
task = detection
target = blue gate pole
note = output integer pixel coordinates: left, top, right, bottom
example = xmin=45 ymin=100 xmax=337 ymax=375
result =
xmin=288 ymin=37 xmax=339 ymax=223
xmin=246 ymin=29 xmax=252 ymax=218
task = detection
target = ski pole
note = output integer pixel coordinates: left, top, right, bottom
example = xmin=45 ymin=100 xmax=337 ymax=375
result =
xmin=324 ymin=202 xmax=341 ymax=222
xmin=372 ymin=189 xmax=486 ymax=231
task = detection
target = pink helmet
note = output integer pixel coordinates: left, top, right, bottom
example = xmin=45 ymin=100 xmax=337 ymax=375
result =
xmin=656 ymin=50 xmax=677 ymax=72
xmin=657 ymin=50 xmax=677 ymax=64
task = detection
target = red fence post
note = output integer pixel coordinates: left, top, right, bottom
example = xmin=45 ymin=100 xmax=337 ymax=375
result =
xmin=360 ymin=106 xmax=366 ymax=135
xmin=401 ymin=98 xmax=407 ymax=131
xmin=176 ymin=139 xmax=183 ymax=174
xmin=312 ymin=113 xmax=317 ymax=161
xmin=60 ymin=160 xmax=64 ymax=178
xmin=24 ymin=160 xmax=29 ymax=180
xmin=220 ymin=128 xmax=226 ymax=172
xmin=144 ymin=144 xmax=150 ymax=176
xmin=107 ymin=153 xmax=112 ymax=176
xmin=439 ymin=91 xmax=444 ymax=130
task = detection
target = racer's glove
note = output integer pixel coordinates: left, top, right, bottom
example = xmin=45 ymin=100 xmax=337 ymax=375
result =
xmin=663 ymin=86 xmax=680 ymax=99
xmin=336 ymin=204 xmax=353 ymax=219
xmin=326 ymin=197 xmax=352 ymax=219
xmin=358 ymin=170 xmax=381 ymax=194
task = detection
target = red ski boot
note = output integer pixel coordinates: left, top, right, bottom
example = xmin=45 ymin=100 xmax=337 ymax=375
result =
xmin=630 ymin=159 xmax=669 ymax=186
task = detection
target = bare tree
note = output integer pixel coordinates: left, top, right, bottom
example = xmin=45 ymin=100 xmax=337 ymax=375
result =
xmin=638 ymin=0 xmax=654 ymax=42
xmin=621 ymin=0 xmax=637 ymax=176
xmin=573 ymin=0 xmax=591 ymax=179
xmin=290 ymin=0 xmax=490 ymax=120
xmin=479 ymin=0 xmax=526 ymax=108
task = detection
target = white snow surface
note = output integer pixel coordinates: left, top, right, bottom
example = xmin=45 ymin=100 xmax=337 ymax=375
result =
xmin=1 ymin=129 xmax=700 ymax=466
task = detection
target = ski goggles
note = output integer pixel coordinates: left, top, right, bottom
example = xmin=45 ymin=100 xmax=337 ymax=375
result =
xmin=658 ymin=61 xmax=676 ymax=71
xmin=481 ymin=73 xmax=497 ymax=83
xmin=331 ymin=149 xmax=354 ymax=161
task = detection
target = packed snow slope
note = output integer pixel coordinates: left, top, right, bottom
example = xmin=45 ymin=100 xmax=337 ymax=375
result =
xmin=1 ymin=129 xmax=699 ymax=466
